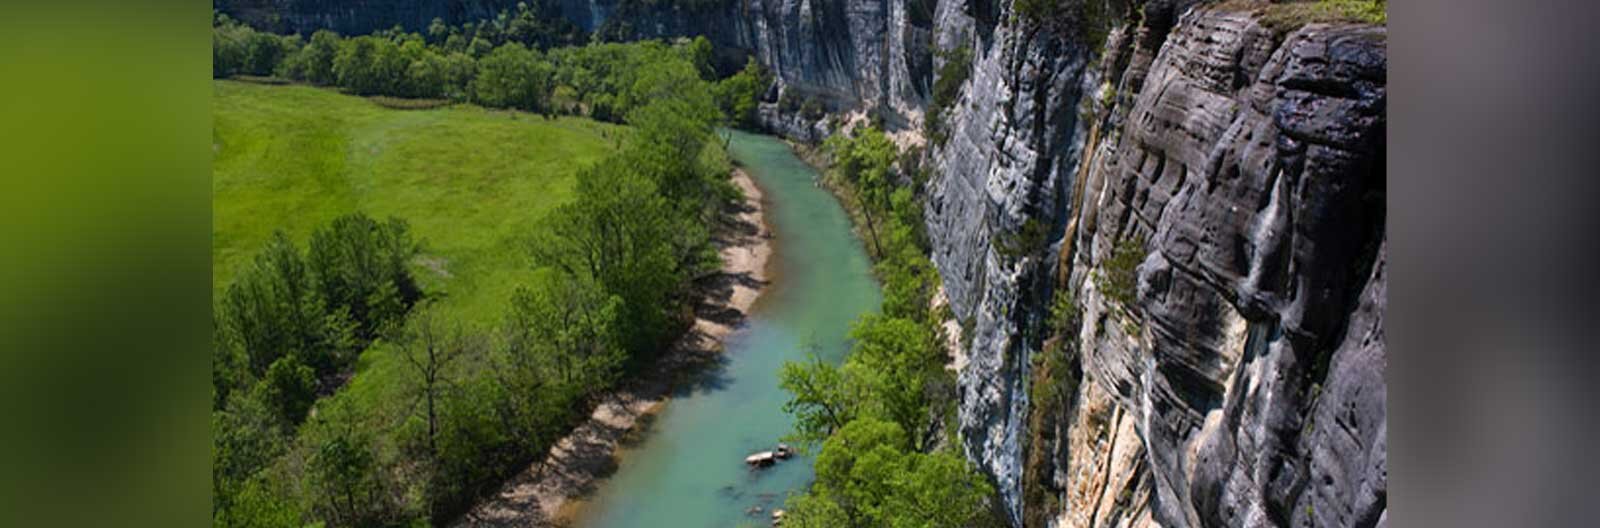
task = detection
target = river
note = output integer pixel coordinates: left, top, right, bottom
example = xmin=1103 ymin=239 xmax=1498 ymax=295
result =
xmin=572 ymin=130 xmax=880 ymax=527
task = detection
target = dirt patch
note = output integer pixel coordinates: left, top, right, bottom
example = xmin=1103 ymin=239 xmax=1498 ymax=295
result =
xmin=416 ymin=255 xmax=453 ymax=279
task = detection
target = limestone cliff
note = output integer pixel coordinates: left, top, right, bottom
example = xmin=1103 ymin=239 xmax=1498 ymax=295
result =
xmin=921 ymin=3 xmax=1386 ymax=527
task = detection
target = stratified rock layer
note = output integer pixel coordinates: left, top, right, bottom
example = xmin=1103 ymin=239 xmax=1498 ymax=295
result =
xmin=926 ymin=5 xmax=1386 ymax=526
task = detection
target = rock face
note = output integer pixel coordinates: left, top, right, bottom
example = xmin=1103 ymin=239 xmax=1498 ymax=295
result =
xmin=920 ymin=1 xmax=1094 ymax=521
xmin=601 ymin=0 xmax=937 ymax=136
xmin=921 ymin=3 xmax=1386 ymax=526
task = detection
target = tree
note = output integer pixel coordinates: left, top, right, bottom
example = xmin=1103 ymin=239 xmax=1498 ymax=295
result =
xmin=426 ymin=17 xmax=450 ymax=44
xmin=786 ymin=417 xmax=995 ymax=528
xmin=219 ymin=231 xmax=352 ymax=378
xmin=714 ymin=57 xmax=766 ymax=129
xmin=212 ymin=16 xmax=250 ymax=78
xmin=881 ymin=450 xmax=996 ymax=528
xmin=824 ymin=127 xmax=899 ymax=256
xmin=244 ymin=31 xmax=290 ymax=76
xmin=405 ymin=48 xmax=451 ymax=98
xmin=686 ymin=36 xmax=715 ymax=80
xmin=283 ymin=30 xmax=340 ymax=85
xmin=805 ymin=417 xmax=907 ymax=526
xmin=305 ymin=403 xmax=387 ymax=527
xmin=927 ymin=44 xmax=972 ymax=145
xmin=506 ymin=273 xmax=623 ymax=391
xmin=396 ymin=308 xmax=475 ymax=455
xmin=260 ymin=354 xmax=317 ymax=425
xmin=216 ymin=477 xmax=301 ymax=528
xmin=332 ymin=36 xmax=378 ymax=94
xmin=333 ymin=36 xmax=406 ymax=95
xmin=472 ymin=42 xmax=552 ymax=111
xmin=843 ymin=315 xmax=946 ymax=450
xmin=212 ymin=390 xmax=286 ymax=514
xmin=305 ymin=213 xmax=420 ymax=339
xmin=877 ymin=242 xmax=939 ymax=322
xmin=441 ymin=52 xmax=479 ymax=101
xmin=533 ymin=161 xmax=686 ymax=356
xmin=1094 ymin=232 xmax=1146 ymax=314
xmin=779 ymin=353 xmax=856 ymax=449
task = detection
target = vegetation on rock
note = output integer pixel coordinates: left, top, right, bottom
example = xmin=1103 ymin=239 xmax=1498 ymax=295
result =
xmin=926 ymin=44 xmax=972 ymax=146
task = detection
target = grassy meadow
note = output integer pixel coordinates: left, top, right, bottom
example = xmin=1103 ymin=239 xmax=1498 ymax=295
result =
xmin=212 ymin=78 xmax=619 ymax=419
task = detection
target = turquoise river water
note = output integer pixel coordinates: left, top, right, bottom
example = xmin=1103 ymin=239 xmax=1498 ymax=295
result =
xmin=573 ymin=130 xmax=881 ymax=527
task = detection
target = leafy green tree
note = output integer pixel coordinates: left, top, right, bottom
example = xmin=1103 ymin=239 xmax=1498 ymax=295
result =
xmin=686 ymin=36 xmax=715 ymax=80
xmin=441 ymin=52 xmax=479 ymax=101
xmin=506 ymin=273 xmax=623 ymax=390
xmin=219 ymin=232 xmax=352 ymax=378
xmin=261 ymin=354 xmax=318 ymax=425
xmin=212 ymin=15 xmax=250 ymax=77
xmin=211 ymin=390 xmax=286 ymax=514
xmin=282 ymin=30 xmax=340 ymax=85
xmin=215 ymin=477 xmax=301 ymax=528
xmin=1094 ymin=232 xmax=1146 ymax=313
xmin=779 ymin=353 xmax=857 ymax=449
xmin=926 ymin=44 xmax=971 ymax=145
xmin=824 ymin=127 xmax=899 ymax=256
xmin=714 ymin=57 xmax=767 ymax=129
xmin=877 ymin=242 xmax=939 ymax=322
xmin=468 ymin=36 xmax=495 ymax=58
xmin=244 ymin=31 xmax=291 ymax=76
xmin=426 ymin=17 xmax=450 ymax=44
xmin=404 ymin=47 xmax=451 ymax=98
xmin=424 ymin=377 xmax=513 ymax=521
xmin=623 ymin=96 xmax=725 ymax=213
xmin=443 ymin=33 xmax=469 ymax=54
xmin=304 ymin=406 xmax=388 ymax=527
xmin=843 ymin=315 xmax=947 ymax=450
xmin=472 ymin=42 xmax=553 ymax=111
xmin=881 ymin=450 xmax=996 ymax=528
xmin=305 ymin=213 xmax=420 ymax=339
xmin=333 ymin=36 xmax=407 ymax=95
xmin=787 ymin=417 xmax=995 ymax=528
xmin=533 ymin=161 xmax=687 ymax=357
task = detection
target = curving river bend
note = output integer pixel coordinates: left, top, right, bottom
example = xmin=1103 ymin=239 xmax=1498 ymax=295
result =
xmin=572 ymin=131 xmax=880 ymax=527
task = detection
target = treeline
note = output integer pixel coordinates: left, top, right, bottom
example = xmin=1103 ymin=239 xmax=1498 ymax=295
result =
xmin=777 ymin=128 xmax=1001 ymax=527
xmin=211 ymin=213 xmax=422 ymax=523
xmin=212 ymin=12 xmax=768 ymax=128
xmin=212 ymin=35 xmax=738 ymax=527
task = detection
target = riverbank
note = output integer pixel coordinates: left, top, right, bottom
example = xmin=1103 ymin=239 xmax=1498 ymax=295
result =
xmin=456 ymin=168 xmax=772 ymax=527
xmin=790 ymin=137 xmax=968 ymax=375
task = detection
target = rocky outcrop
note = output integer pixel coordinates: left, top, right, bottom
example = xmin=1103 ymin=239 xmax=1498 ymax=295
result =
xmin=918 ymin=0 xmax=1385 ymax=525
xmin=920 ymin=0 xmax=1095 ymax=521
xmin=1022 ymin=5 xmax=1385 ymax=527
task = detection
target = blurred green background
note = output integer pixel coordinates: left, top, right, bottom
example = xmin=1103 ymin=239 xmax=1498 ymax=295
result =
xmin=0 ymin=0 xmax=209 ymax=526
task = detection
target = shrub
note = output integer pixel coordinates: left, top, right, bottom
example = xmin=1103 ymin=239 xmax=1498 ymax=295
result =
xmin=926 ymin=44 xmax=971 ymax=146
xmin=1093 ymin=232 xmax=1145 ymax=329
xmin=1223 ymin=0 xmax=1387 ymax=34
xmin=801 ymin=96 xmax=826 ymax=121
xmin=993 ymin=218 xmax=1051 ymax=260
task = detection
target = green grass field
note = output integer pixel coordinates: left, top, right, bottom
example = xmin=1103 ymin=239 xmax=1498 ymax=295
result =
xmin=213 ymin=79 xmax=620 ymax=420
